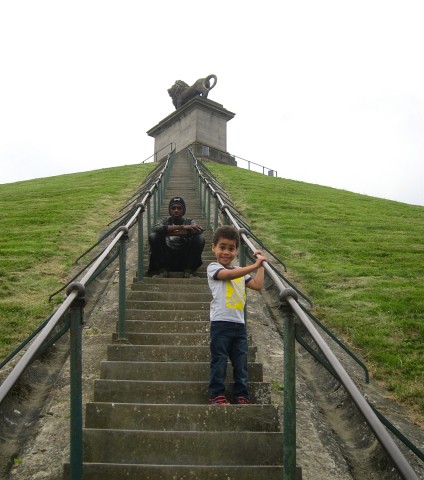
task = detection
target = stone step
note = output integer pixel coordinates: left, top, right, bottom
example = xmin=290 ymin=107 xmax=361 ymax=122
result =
xmin=82 ymin=430 xmax=284 ymax=465
xmin=93 ymin=380 xmax=271 ymax=404
xmin=125 ymin=300 xmax=210 ymax=311
xmin=119 ymin=320 xmax=209 ymax=333
xmin=127 ymin=291 xmax=212 ymax=302
xmin=131 ymin=283 xmax=211 ymax=293
xmin=100 ymin=361 xmax=263 ymax=382
xmin=64 ymin=464 xmax=294 ymax=480
xmin=106 ymin=344 xmax=257 ymax=362
xmin=125 ymin=310 xmax=209 ymax=321
xmin=135 ymin=277 xmax=208 ymax=286
xmin=85 ymin=403 xmax=280 ymax=431
xmin=111 ymin=332 xmax=252 ymax=346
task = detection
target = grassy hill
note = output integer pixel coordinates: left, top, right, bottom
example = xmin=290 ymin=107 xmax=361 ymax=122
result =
xmin=0 ymin=164 xmax=156 ymax=359
xmin=206 ymin=162 xmax=423 ymax=419
xmin=0 ymin=161 xmax=423 ymax=420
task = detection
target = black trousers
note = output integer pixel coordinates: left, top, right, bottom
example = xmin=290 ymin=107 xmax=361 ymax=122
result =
xmin=148 ymin=232 xmax=205 ymax=273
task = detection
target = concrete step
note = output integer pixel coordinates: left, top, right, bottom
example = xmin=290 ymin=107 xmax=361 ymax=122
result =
xmin=135 ymin=277 xmax=209 ymax=286
xmin=85 ymin=403 xmax=280 ymax=431
xmin=93 ymin=380 xmax=271 ymax=404
xmin=100 ymin=361 xmax=263 ymax=382
xmin=125 ymin=300 xmax=209 ymax=311
xmin=125 ymin=309 xmax=209 ymax=321
xmin=118 ymin=320 xmax=209 ymax=333
xmin=64 ymin=464 xmax=294 ymax=480
xmin=107 ymin=344 xmax=257 ymax=362
xmin=127 ymin=291 xmax=212 ymax=302
xmin=131 ymin=282 xmax=211 ymax=293
xmin=111 ymin=331 xmax=253 ymax=345
xmin=111 ymin=332 xmax=215 ymax=345
xmin=82 ymin=430 xmax=283 ymax=465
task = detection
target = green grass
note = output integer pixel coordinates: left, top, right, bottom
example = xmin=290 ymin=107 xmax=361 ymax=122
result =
xmin=206 ymin=162 xmax=424 ymax=418
xmin=0 ymin=164 xmax=156 ymax=359
xmin=1 ymin=160 xmax=423 ymax=420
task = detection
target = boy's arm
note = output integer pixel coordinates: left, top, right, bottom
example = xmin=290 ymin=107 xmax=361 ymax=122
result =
xmin=246 ymin=264 xmax=265 ymax=291
xmin=215 ymin=252 xmax=267 ymax=287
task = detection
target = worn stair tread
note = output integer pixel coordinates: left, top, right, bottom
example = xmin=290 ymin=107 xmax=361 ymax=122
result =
xmin=106 ymin=344 xmax=257 ymax=362
xmin=126 ymin=310 xmax=210 ymax=321
xmin=83 ymin=429 xmax=284 ymax=464
xmin=99 ymin=360 xmax=263 ymax=381
xmin=111 ymin=332 xmax=252 ymax=346
xmin=93 ymin=379 xmax=271 ymax=404
xmin=116 ymin=320 xmax=209 ymax=333
xmin=126 ymin=300 xmax=210 ymax=310
xmin=85 ymin=402 xmax=281 ymax=431
xmin=63 ymin=463 xmax=300 ymax=480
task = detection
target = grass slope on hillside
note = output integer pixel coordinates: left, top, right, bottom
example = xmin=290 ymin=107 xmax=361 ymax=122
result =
xmin=0 ymin=164 xmax=155 ymax=359
xmin=206 ymin=161 xmax=424 ymax=417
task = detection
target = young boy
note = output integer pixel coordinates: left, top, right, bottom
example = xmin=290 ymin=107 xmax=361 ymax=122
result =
xmin=207 ymin=225 xmax=267 ymax=405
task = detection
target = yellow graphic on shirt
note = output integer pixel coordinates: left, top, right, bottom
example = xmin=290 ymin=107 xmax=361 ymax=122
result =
xmin=225 ymin=277 xmax=246 ymax=310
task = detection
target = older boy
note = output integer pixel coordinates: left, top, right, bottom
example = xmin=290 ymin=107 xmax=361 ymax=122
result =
xmin=207 ymin=225 xmax=267 ymax=405
xmin=148 ymin=196 xmax=205 ymax=278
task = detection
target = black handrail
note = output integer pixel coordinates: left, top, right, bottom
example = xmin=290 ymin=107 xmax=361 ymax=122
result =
xmin=188 ymin=146 xmax=420 ymax=480
xmin=0 ymin=153 xmax=173 ymax=404
xmin=189 ymin=141 xmax=277 ymax=177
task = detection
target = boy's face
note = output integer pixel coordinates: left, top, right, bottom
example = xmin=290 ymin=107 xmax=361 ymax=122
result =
xmin=170 ymin=203 xmax=184 ymax=222
xmin=212 ymin=237 xmax=238 ymax=267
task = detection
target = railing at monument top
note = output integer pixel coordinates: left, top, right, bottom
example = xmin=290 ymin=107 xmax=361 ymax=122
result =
xmin=141 ymin=142 xmax=176 ymax=164
xmin=188 ymin=142 xmax=278 ymax=177
xmin=0 ymin=151 xmax=175 ymax=480
xmin=187 ymin=146 xmax=422 ymax=480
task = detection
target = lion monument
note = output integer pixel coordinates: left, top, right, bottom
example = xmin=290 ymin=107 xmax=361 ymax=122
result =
xmin=168 ymin=74 xmax=217 ymax=109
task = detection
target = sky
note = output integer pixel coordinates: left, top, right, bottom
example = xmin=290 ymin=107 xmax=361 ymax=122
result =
xmin=0 ymin=1 xmax=423 ymax=206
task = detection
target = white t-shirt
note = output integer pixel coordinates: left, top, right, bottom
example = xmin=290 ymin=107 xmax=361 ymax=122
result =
xmin=207 ymin=262 xmax=252 ymax=324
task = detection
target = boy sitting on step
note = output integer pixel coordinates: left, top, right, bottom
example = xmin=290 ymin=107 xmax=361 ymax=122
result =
xmin=207 ymin=225 xmax=267 ymax=405
xmin=148 ymin=196 xmax=205 ymax=278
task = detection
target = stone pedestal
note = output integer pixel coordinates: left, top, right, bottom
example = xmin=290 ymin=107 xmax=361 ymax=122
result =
xmin=147 ymin=97 xmax=235 ymax=162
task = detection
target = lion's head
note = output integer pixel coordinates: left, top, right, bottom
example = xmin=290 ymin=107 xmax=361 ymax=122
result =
xmin=167 ymin=80 xmax=189 ymax=108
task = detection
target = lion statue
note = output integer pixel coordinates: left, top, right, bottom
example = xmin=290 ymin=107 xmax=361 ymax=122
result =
xmin=168 ymin=74 xmax=217 ymax=109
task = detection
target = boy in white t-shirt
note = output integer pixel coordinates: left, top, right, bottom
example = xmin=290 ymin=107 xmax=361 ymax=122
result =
xmin=207 ymin=225 xmax=267 ymax=405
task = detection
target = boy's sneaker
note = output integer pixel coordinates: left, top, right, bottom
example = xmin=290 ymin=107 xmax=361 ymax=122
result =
xmin=153 ymin=269 xmax=168 ymax=278
xmin=235 ymin=396 xmax=250 ymax=405
xmin=210 ymin=395 xmax=230 ymax=405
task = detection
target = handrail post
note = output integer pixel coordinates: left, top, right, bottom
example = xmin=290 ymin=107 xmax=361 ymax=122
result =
xmin=147 ymin=196 xmax=152 ymax=232
xmin=153 ymin=188 xmax=158 ymax=225
xmin=280 ymin=289 xmax=299 ymax=480
xmin=205 ymin=184 xmax=211 ymax=229
xmin=67 ymin=282 xmax=86 ymax=480
xmin=213 ymin=195 xmax=219 ymax=231
xmin=117 ymin=227 xmax=129 ymax=340
xmin=137 ymin=204 xmax=145 ymax=282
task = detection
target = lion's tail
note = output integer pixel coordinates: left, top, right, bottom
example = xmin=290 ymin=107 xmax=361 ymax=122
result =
xmin=205 ymin=74 xmax=217 ymax=90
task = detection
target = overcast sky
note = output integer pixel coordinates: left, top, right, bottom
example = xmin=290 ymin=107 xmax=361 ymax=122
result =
xmin=1 ymin=1 xmax=423 ymax=206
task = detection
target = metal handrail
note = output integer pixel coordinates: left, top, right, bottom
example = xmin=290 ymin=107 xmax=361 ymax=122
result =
xmin=0 ymin=150 xmax=176 ymax=479
xmin=187 ymin=147 xmax=420 ymax=480
xmin=141 ymin=142 xmax=176 ymax=164
xmin=189 ymin=141 xmax=277 ymax=177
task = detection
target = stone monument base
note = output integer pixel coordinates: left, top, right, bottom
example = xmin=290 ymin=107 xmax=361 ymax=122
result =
xmin=147 ymin=97 xmax=235 ymax=164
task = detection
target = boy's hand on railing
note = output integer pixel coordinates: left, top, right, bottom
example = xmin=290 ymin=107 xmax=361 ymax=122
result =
xmin=253 ymin=249 xmax=267 ymax=267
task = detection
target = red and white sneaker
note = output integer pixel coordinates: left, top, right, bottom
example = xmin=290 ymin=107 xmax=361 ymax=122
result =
xmin=235 ymin=396 xmax=251 ymax=405
xmin=210 ymin=395 xmax=230 ymax=405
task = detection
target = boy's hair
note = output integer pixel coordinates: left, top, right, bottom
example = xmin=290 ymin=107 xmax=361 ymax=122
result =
xmin=212 ymin=225 xmax=240 ymax=249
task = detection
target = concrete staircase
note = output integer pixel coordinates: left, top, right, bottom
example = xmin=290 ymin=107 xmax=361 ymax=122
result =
xmin=64 ymin=152 xmax=292 ymax=479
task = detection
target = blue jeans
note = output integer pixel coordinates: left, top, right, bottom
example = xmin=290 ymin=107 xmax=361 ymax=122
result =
xmin=209 ymin=321 xmax=249 ymax=399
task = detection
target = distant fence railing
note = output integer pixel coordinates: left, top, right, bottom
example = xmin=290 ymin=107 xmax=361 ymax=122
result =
xmin=189 ymin=142 xmax=278 ymax=177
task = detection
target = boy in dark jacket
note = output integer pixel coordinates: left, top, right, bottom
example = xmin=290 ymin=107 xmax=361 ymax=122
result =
xmin=148 ymin=196 xmax=205 ymax=277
